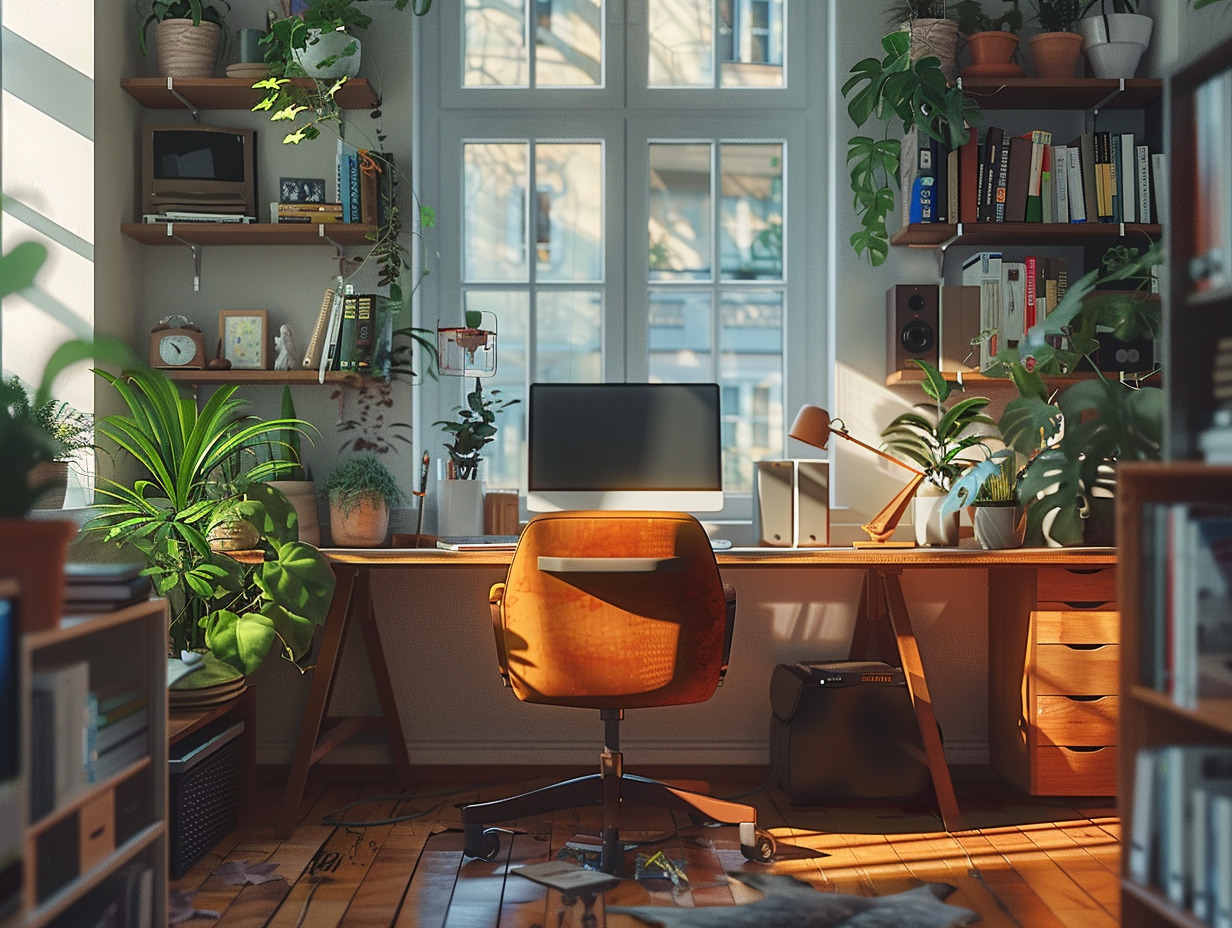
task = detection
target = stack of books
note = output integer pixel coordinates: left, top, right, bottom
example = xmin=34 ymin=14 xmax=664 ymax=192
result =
xmin=63 ymin=562 xmax=152 ymax=614
xmin=93 ymin=687 xmax=150 ymax=783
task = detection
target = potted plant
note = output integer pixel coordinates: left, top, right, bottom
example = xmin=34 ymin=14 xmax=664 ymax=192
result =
xmin=1076 ymin=0 xmax=1152 ymax=78
xmin=944 ymin=449 xmax=1027 ymax=548
xmin=2 ymin=376 xmax=93 ymax=510
xmin=136 ymin=0 xmax=231 ymax=79
xmin=264 ymin=386 xmax=321 ymax=545
xmin=879 ymin=360 xmax=996 ymax=545
xmin=322 ymin=453 xmax=404 ymax=546
xmin=86 ymin=367 xmax=334 ymax=675
xmin=263 ymin=0 xmax=431 ymax=80
xmin=1029 ymin=0 xmax=1085 ymax=78
xmin=433 ymin=378 xmax=518 ymax=535
xmin=984 ymin=241 xmax=1165 ymax=546
xmin=884 ymin=1 xmax=961 ymax=81
xmin=954 ymin=0 xmax=1024 ymax=74
xmin=842 ymin=30 xmax=982 ymax=265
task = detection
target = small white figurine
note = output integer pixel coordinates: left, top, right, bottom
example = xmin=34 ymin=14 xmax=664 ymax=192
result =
xmin=274 ymin=323 xmax=299 ymax=371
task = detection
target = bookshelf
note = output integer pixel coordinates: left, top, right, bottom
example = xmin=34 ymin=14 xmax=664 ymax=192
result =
xmin=1116 ymin=33 xmax=1232 ymax=928
xmin=120 ymin=76 xmax=379 ymax=112
xmin=887 ymin=76 xmax=1164 ymax=388
xmin=21 ymin=598 xmax=168 ymax=928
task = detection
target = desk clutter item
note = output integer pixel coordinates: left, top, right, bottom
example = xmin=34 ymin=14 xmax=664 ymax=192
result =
xmin=770 ymin=661 xmax=934 ymax=805
xmin=755 ymin=459 xmax=829 ymax=547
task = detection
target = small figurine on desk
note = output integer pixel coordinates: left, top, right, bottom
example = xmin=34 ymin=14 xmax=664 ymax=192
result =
xmin=274 ymin=324 xmax=299 ymax=371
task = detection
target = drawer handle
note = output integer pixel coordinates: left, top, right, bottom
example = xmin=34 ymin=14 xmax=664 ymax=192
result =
xmin=1062 ymin=695 xmax=1108 ymax=703
xmin=1061 ymin=569 xmax=1110 ymax=576
xmin=88 ymin=825 xmax=106 ymax=840
xmin=1064 ymin=644 xmax=1110 ymax=652
xmin=1060 ymin=601 xmax=1112 ymax=609
xmin=1060 ymin=745 xmax=1107 ymax=753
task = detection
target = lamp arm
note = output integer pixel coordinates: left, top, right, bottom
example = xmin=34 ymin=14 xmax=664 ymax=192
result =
xmin=828 ymin=427 xmax=925 ymax=476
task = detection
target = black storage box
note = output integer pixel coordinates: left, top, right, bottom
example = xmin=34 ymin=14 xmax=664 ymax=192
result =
xmin=169 ymin=718 xmax=243 ymax=878
xmin=770 ymin=661 xmax=934 ymax=805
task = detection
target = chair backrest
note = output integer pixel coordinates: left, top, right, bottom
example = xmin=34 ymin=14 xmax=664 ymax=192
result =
xmin=493 ymin=510 xmax=733 ymax=710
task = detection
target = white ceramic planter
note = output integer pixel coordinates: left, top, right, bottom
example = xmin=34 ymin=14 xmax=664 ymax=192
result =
xmin=437 ymin=478 xmax=485 ymax=536
xmin=914 ymin=484 xmax=960 ymax=547
xmin=293 ymin=28 xmax=361 ymax=79
xmin=972 ymin=504 xmax=1025 ymax=549
xmin=1077 ymin=12 xmax=1152 ymax=79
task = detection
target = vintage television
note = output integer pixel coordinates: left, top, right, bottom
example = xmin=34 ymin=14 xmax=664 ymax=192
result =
xmin=141 ymin=124 xmax=257 ymax=218
xmin=527 ymin=382 xmax=724 ymax=512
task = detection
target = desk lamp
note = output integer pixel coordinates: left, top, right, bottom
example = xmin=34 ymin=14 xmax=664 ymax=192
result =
xmin=789 ymin=405 xmax=924 ymax=546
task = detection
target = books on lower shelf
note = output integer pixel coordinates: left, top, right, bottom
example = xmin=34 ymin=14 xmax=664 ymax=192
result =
xmin=30 ymin=660 xmax=91 ymax=819
xmin=1129 ymin=744 xmax=1232 ymax=925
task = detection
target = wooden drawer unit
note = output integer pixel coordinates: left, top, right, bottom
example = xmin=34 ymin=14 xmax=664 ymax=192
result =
xmin=989 ymin=565 xmax=1119 ymax=796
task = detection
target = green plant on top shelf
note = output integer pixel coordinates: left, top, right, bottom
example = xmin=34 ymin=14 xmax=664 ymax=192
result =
xmin=954 ymin=0 xmax=1024 ymax=34
xmin=135 ymin=0 xmax=232 ymax=56
xmin=884 ymin=0 xmax=954 ymax=24
xmin=842 ymin=30 xmax=982 ymax=266
xmin=1034 ymin=0 xmax=1085 ymax=31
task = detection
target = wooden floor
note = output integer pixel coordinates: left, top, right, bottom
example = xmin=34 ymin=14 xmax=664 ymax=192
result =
xmin=169 ymin=767 xmax=1120 ymax=927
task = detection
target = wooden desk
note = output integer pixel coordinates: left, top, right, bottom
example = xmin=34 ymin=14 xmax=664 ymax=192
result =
xmin=274 ymin=545 xmax=1116 ymax=839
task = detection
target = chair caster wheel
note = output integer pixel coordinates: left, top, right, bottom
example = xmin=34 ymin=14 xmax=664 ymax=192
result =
xmin=740 ymin=830 xmax=776 ymax=863
xmin=464 ymin=828 xmax=502 ymax=861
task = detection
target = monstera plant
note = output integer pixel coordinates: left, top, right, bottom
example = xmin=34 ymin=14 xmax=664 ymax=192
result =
xmin=87 ymin=368 xmax=335 ymax=674
xmin=988 ymin=241 xmax=1165 ymax=545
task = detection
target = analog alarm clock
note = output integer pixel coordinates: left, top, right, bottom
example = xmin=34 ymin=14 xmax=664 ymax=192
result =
xmin=149 ymin=314 xmax=206 ymax=369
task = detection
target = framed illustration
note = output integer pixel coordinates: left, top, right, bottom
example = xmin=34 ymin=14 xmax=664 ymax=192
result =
xmin=220 ymin=309 xmax=269 ymax=370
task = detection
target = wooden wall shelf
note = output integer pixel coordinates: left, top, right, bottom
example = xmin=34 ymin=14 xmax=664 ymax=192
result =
xmin=120 ymin=222 xmax=377 ymax=246
xmin=120 ymin=76 xmax=379 ymax=110
xmin=955 ymin=77 xmax=1162 ymax=110
xmin=163 ymin=369 xmax=362 ymax=385
xmin=891 ymin=222 xmax=1163 ymax=249
xmin=884 ymin=369 xmax=1159 ymax=389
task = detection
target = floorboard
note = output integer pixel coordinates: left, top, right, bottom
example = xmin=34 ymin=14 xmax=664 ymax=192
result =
xmin=169 ymin=767 xmax=1120 ymax=927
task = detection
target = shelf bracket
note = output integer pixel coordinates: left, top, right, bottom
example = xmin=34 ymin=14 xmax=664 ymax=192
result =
xmin=165 ymin=224 xmax=203 ymax=291
xmin=164 ymin=77 xmax=201 ymax=122
xmin=320 ymin=225 xmax=362 ymax=279
xmin=1087 ymin=79 xmax=1127 ymax=131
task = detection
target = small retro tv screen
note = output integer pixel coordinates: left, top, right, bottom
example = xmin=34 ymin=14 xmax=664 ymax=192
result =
xmin=142 ymin=124 xmax=256 ymax=217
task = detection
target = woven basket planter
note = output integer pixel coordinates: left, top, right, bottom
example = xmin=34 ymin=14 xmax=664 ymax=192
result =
xmin=155 ymin=18 xmax=222 ymax=79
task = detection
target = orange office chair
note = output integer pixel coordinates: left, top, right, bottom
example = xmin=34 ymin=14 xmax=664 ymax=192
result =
xmin=460 ymin=509 xmax=776 ymax=874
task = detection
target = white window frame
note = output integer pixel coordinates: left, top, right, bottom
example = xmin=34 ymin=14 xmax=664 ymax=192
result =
xmin=413 ymin=0 xmax=828 ymax=525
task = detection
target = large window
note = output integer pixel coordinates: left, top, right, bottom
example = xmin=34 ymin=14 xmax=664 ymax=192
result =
xmin=417 ymin=0 xmax=825 ymax=516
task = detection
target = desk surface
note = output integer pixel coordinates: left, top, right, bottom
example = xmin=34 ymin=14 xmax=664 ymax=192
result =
xmin=321 ymin=545 xmax=1117 ymax=569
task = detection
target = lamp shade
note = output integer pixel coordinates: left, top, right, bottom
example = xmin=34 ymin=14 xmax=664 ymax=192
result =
xmin=789 ymin=405 xmax=833 ymax=450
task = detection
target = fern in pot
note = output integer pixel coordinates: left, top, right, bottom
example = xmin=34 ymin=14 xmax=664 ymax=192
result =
xmin=322 ymin=453 xmax=404 ymax=547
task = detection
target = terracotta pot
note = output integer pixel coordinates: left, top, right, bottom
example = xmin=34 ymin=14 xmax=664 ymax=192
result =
xmin=0 ymin=518 xmax=76 ymax=631
xmin=267 ymin=480 xmax=321 ymax=546
xmin=966 ymin=30 xmax=1020 ymax=66
xmin=154 ymin=18 xmax=222 ymax=79
xmin=1028 ymin=31 xmax=1084 ymax=79
xmin=329 ymin=491 xmax=389 ymax=547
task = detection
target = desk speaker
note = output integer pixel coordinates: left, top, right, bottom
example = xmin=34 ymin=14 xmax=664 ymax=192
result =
xmin=887 ymin=285 xmax=939 ymax=373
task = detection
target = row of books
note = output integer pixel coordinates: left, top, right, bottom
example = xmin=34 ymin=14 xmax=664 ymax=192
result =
xmin=30 ymin=667 xmax=150 ymax=820
xmin=960 ymin=251 xmax=1069 ymax=369
xmin=1129 ymin=744 xmax=1232 ymax=926
xmin=904 ymin=126 xmax=1167 ymax=227
xmin=302 ymin=286 xmax=391 ymax=381
xmin=63 ymin=562 xmax=151 ymax=615
xmin=1140 ymin=502 xmax=1232 ymax=713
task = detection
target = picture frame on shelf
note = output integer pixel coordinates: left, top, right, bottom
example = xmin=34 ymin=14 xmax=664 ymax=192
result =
xmin=220 ymin=309 xmax=269 ymax=370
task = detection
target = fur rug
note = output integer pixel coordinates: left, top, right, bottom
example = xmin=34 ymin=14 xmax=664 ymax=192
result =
xmin=607 ymin=872 xmax=979 ymax=928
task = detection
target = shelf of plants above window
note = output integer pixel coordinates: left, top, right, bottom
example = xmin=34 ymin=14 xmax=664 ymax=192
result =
xmin=891 ymin=221 xmax=1162 ymax=248
xmin=121 ymin=76 xmax=379 ymax=110
xmin=120 ymin=222 xmax=377 ymax=246
xmin=954 ymin=76 xmax=1161 ymax=111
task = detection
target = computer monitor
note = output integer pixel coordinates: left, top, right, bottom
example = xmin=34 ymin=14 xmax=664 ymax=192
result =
xmin=527 ymin=382 xmax=724 ymax=512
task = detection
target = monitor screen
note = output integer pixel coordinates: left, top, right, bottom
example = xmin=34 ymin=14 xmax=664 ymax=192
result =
xmin=527 ymin=382 xmax=723 ymax=512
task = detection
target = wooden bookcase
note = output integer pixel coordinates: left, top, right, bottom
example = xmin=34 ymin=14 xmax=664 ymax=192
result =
xmin=21 ymin=599 xmax=169 ymax=928
xmin=1116 ymin=32 xmax=1232 ymax=928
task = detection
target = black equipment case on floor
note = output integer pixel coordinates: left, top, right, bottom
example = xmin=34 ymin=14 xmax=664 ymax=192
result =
xmin=770 ymin=660 xmax=935 ymax=805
